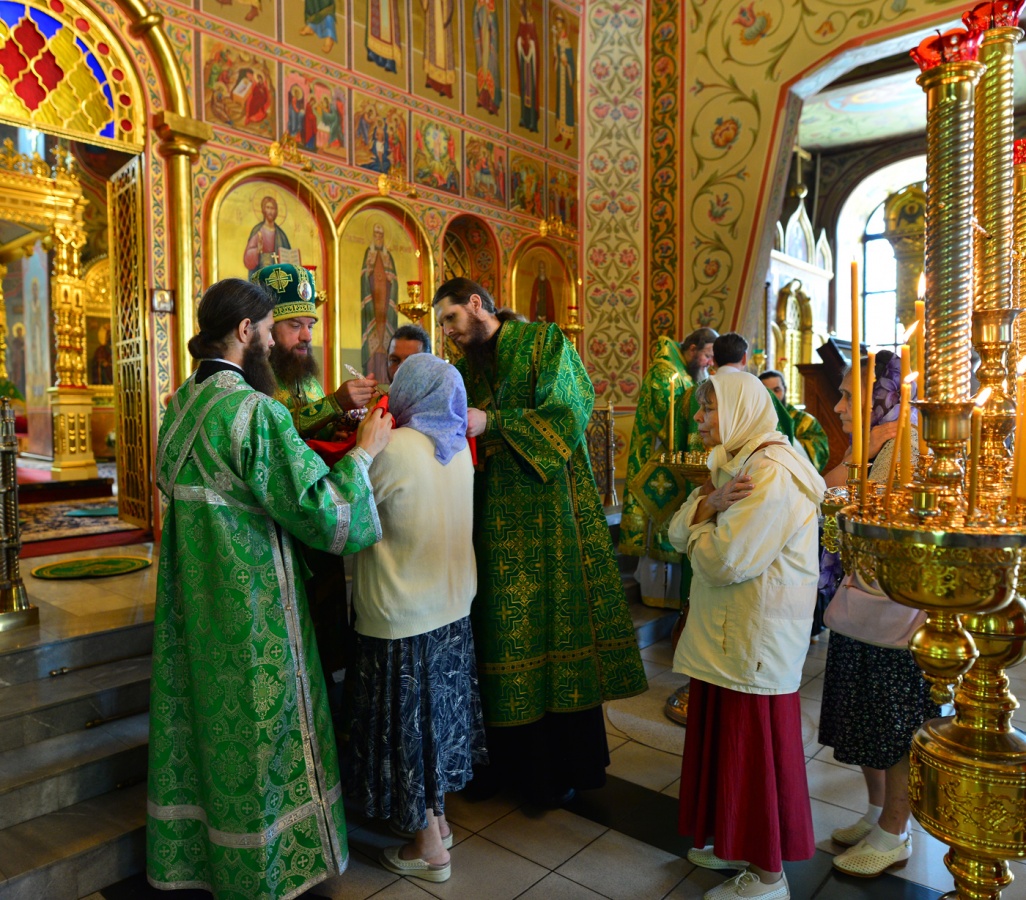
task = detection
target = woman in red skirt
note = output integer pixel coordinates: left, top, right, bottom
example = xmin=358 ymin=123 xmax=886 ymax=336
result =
xmin=667 ymin=371 xmax=826 ymax=900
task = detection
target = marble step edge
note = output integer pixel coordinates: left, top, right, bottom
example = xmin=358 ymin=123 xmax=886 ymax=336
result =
xmin=0 ymin=664 xmax=151 ymax=754
xmin=0 ymin=620 xmax=154 ymax=687
xmin=0 ymin=781 xmax=147 ymax=900
xmin=0 ymin=714 xmax=148 ymax=796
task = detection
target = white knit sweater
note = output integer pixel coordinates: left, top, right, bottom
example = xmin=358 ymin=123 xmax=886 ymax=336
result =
xmin=350 ymin=428 xmax=476 ymax=640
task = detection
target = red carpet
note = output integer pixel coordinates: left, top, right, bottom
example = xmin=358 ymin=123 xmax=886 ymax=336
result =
xmin=19 ymin=528 xmax=151 ymax=558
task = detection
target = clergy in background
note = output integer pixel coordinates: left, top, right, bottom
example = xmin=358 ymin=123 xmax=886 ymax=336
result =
xmin=619 ymin=326 xmax=717 ymax=609
xmin=146 ymin=277 xmax=391 ymax=899
xmin=432 ymin=277 xmax=647 ymax=808
xmin=758 ymin=368 xmax=831 ymax=473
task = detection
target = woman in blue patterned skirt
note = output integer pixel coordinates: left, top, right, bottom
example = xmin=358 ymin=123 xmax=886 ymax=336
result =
xmin=344 ymin=353 xmax=486 ymax=884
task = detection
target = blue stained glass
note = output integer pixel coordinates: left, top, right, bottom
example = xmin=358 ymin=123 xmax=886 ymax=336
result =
xmin=27 ymin=5 xmax=60 ymax=40
xmin=100 ymin=120 xmax=114 ymax=139
xmin=0 ymin=3 xmax=27 ymax=26
xmin=102 ymin=82 xmax=111 ymax=107
xmin=82 ymin=50 xmax=110 ymax=100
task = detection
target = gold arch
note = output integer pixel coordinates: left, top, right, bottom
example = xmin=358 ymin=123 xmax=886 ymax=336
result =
xmin=508 ymin=234 xmax=579 ymax=316
xmin=206 ymin=165 xmax=342 ymax=384
xmin=336 ymin=194 xmax=436 ymax=368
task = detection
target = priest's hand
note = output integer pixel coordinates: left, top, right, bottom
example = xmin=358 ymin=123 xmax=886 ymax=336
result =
xmin=335 ymin=376 xmax=377 ymax=410
xmin=467 ymin=408 xmax=487 ymax=437
xmin=355 ymin=407 xmax=392 ymax=458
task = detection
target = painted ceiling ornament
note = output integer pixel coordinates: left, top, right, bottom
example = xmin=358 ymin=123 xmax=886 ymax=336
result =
xmin=733 ymin=2 xmax=771 ymax=45
xmin=911 ymin=28 xmax=984 ymax=71
xmin=962 ymin=0 xmax=1026 ymax=30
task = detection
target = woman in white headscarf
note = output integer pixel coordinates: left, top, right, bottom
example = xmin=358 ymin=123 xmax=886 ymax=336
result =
xmin=667 ymin=372 xmax=825 ymax=900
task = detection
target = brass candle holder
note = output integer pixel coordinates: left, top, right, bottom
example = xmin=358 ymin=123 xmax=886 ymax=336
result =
xmin=834 ymin=19 xmax=1026 ymax=900
xmin=398 ymin=280 xmax=430 ymax=322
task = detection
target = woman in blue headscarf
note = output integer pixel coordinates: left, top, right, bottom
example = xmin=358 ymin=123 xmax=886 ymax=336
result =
xmin=344 ymin=353 xmax=486 ymax=885
xmin=817 ymin=350 xmax=939 ymax=879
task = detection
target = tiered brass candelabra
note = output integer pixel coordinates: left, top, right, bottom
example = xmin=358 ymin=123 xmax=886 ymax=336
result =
xmin=831 ymin=12 xmax=1026 ymax=899
xmin=0 ymin=398 xmax=34 ymax=633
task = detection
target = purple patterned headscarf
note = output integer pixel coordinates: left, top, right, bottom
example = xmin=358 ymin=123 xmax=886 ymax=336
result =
xmin=870 ymin=351 xmax=919 ymax=427
xmin=388 ymin=353 xmax=468 ymax=465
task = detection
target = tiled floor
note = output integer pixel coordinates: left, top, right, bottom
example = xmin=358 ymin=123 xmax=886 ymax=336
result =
xmin=17 ymin=543 xmax=1026 ymax=900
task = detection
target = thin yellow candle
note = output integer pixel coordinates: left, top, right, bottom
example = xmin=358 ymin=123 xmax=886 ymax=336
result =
xmin=883 ymin=388 xmax=905 ymax=512
xmin=850 ymin=261 xmax=862 ymax=467
xmin=898 ymin=327 xmax=915 ymax=486
xmin=859 ymin=349 xmax=875 ymax=510
xmin=915 ymin=284 xmax=927 ymax=458
xmin=667 ymin=372 xmax=677 ymax=454
xmin=899 ymin=376 xmax=916 ymax=486
xmin=1013 ymin=359 xmax=1026 ymax=512
xmin=967 ymin=387 xmax=992 ymax=517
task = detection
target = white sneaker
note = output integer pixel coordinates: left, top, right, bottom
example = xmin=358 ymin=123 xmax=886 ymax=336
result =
xmin=832 ymin=834 xmax=912 ymax=877
xmin=830 ymin=817 xmax=874 ymax=847
xmin=687 ymin=846 xmax=749 ymax=870
xmin=704 ymin=871 xmax=789 ymax=899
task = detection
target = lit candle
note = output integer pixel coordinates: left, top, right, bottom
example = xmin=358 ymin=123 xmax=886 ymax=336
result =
xmin=968 ymin=387 xmax=992 ymax=516
xmin=898 ymin=326 xmax=915 ymax=485
xmin=668 ymin=372 xmax=678 ymax=454
xmin=860 ymin=349 xmax=876 ymax=510
xmin=1014 ymin=359 xmax=1026 ymax=512
xmin=851 ymin=261 xmax=863 ymax=467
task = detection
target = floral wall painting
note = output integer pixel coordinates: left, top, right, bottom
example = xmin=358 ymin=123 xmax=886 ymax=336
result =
xmin=339 ymin=207 xmax=423 ymax=379
xmin=201 ymin=40 xmax=277 ymax=139
xmin=352 ymin=95 xmax=407 ymax=176
xmin=284 ymin=0 xmax=346 ymax=63
xmin=214 ymin=178 xmax=328 ymax=370
xmin=413 ymin=114 xmax=461 ymax=194
xmin=464 ymin=0 xmax=505 ymax=127
xmin=549 ymin=5 xmax=578 ymax=153
xmin=508 ymin=151 xmax=544 ymax=217
xmin=465 ymin=138 xmax=506 ymax=207
xmin=548 ymin=165 xmax=578 ymax=227
xmin=201 ymin=0 xmax=277 ymax=39
xmin=512 ymin=243 xmax=570 ymax=325
xmin=510 ymin=0 xmax=544 ymax=144
xmin=412 ymin=0 xmax=461 ymax=112
xmin=352 ymin=0 xmax=407 ymax=91
xmin=284 ymin=69 xmax=346 ymax=159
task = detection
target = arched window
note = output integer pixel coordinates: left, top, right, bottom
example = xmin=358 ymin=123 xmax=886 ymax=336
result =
xmin=862 ymin=200 xmax=900 ymax=354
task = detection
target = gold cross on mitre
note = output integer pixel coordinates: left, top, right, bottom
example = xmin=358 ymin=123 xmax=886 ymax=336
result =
xmin=266 ymin=267 xmax=293 ymax=293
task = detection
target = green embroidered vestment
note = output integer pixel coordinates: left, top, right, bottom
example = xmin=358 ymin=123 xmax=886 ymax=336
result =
xmin=458 ymin=321 xmax=647 ymax=727
xmin=273 ymin=372 xmax=345 ymax=440
xmin=789 ymin=403 xmax=830 ymax=473
xmin=147 ymin=369 xmax=381 ymax=900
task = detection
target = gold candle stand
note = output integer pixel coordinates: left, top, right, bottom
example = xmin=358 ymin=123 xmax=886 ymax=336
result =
xmin=0 ymin=398 xmax=35 ymax=633
xmin=836 ymin=24 xmax=1026 ymax=899
xmin=1012 ymin=139 xmax=1026 ymax=369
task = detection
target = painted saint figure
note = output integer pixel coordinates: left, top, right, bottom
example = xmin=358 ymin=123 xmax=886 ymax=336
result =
xmin=529 ymin=261 xmax=555 ymax=324
xmin=91 ymin=324 xmax=114 ymax=385
xmin=473 ymin=0 xmax=502 ymax=115
xmin=244 ymin=197 xmax=293 ymax=277
xmin=300 ymin=0 xmax=337 ymax=53
xmin=419 ymin=0 xmax=457 ymax=98
xmin=552 ymin=10 xmax=575 ymax=148
xmin=360 ymin=223 xmax=400 ymax=382
xmin=366 ymin=0 xmax=403 ymax=73
xmin=515 ymin=1 xmax=540 ymax=132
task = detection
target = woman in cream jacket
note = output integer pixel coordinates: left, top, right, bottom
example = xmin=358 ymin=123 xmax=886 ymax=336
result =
xmin=668 ymin=371 xmax=825 ymax=900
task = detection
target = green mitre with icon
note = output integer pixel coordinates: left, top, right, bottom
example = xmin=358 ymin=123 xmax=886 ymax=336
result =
xmin=250 ymin=262 xmax=319 ymax=322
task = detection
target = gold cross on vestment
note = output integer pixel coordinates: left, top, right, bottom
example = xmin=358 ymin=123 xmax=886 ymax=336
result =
xmin=266 ymin=268 xmax=293 ymax=293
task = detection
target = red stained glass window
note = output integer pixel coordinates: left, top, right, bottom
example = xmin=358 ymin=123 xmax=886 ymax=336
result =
xmin=34 ymin=48 xmax=64 ymax=91
xmin=15 ymin=71 xmax=47 ymax=110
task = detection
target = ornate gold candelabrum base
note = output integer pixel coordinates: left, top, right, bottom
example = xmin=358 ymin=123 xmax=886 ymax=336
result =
xmin=914 ymin=400 xmax=974 ymax=521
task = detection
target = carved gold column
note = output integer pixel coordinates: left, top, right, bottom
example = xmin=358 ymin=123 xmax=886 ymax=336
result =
xmin=47 ymin=146 xmax=97 ymax=481
xmin=882 ymin=183 xmax=926 ymax=339
xmin=1013 ymin=140 xmax=1026 ymax=368
xmin=153 ymin=114 xmax=212 ymax=382
xmin=971 ymin=4 xmax=1021 ymax=514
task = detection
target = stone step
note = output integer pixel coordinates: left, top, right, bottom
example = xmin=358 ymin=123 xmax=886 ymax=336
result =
xmin=0 ymin=712 xmax=148 ymax=830
xmin=630 ymin=595 xmax=677 ymax=651
xmin=0 ymin=621 xmax=153 ymax=688
xmin=0 ymin=656 xmax=151 ymax=753
xmin=0 ymin=781 xmax=146 ymax=900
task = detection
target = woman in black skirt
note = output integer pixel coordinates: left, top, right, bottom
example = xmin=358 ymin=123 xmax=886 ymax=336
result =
xmin=818 ymin=353 xmax=940 ymax=878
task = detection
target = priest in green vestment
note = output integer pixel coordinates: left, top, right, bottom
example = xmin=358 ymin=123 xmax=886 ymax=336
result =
xmin=619 ymin=328 xmax=717 ymax=608
xmin=432 ymin=277 xmax=647 ymax=807
xmin=147 ymin=278 xmax=392 ymax=900
xmin=758 ymin=368 xmax=831 ymax=473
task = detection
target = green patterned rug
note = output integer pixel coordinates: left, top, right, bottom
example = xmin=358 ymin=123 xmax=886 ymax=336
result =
xmin=31 ymin=556 xmax=152 ymax=580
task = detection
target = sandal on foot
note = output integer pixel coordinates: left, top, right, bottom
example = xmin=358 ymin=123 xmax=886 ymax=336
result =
xmin=380 ymin=845 xmax=451 ymax=883
xmin=687 ymin=846 xmax=749 ymax=870
xmin=832 ymin=835 xmax=911 ymax=878
xmin=388 ymin=821 xmax=454 ymax=849
xmin=830 ymin=817 xmax=874 ymax=847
